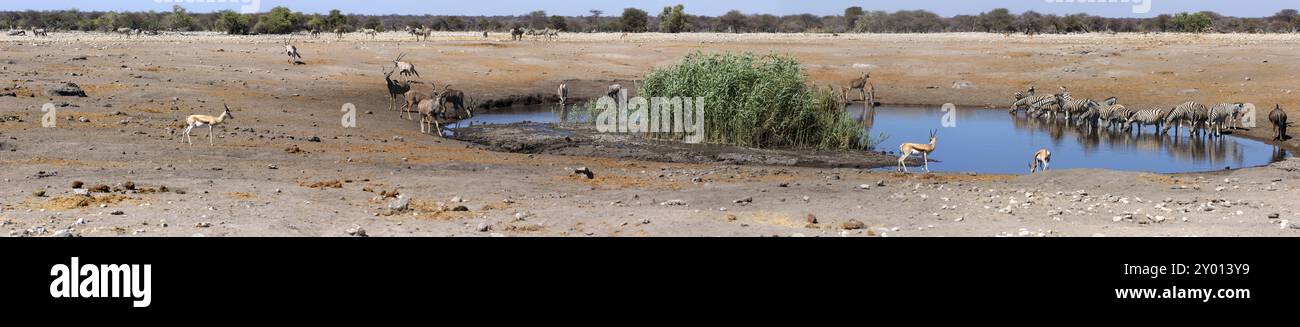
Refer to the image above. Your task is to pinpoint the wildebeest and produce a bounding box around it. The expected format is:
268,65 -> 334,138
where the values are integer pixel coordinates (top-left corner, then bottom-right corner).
1270,104 -> 1289,141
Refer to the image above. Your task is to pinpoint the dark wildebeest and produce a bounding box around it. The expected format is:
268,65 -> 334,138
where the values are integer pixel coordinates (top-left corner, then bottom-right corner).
1270,104 -> 1289,141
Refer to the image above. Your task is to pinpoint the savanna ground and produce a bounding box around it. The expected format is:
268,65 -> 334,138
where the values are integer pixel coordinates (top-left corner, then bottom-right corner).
1,31 -> 1299,237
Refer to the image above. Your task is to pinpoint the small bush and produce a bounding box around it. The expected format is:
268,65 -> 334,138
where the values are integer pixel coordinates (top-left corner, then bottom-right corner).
635,52 -> 873,150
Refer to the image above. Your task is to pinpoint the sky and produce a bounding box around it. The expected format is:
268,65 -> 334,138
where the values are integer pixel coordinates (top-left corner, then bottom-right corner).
5,0 -> 1298,18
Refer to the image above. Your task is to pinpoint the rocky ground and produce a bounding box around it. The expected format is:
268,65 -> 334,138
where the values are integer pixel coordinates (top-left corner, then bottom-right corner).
1,31 -> 1298,237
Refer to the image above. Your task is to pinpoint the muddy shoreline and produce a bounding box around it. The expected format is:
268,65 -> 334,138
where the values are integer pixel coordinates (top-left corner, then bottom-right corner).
452,122 -> 904,169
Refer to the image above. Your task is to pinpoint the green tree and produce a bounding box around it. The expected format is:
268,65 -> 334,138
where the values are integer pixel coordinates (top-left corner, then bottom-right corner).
844,6 -> 865,28
659,4 -> 688,33
1171,12 -> 1212,32
549,15 -> 567,30
214,10 -> 251,34
252,6 -> 297,34
364,17 -> 382,31
720,10 -> 746,33
164,5 -> 195,31
527,10 -> 548,29
324,9 -> 347,31
620,8 -> 649,32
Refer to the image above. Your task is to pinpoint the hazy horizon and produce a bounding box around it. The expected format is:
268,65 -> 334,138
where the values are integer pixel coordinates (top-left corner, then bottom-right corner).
2,0 -> 1297,18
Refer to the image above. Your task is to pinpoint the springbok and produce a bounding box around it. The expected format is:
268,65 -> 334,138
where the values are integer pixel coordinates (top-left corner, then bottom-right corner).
183,104 -> 234,146
897,129 -> 937,173
1029,149 -> 1051,173
557,83 -> 569,107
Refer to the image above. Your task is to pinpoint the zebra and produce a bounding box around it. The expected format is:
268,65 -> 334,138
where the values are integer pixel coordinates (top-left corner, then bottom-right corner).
1055,87 -> 1100,125
1100,98 -> 1137,130
1162,101 -> 1209,137
1124,107 -> 1167,133
1207,103 -> 1245,137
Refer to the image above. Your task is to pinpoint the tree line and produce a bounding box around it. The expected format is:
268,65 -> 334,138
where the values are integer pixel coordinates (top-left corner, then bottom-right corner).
3,5 -> 1299,35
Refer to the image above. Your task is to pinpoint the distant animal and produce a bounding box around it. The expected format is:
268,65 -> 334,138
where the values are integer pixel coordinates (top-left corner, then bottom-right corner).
557,83 -> 569,107
483,31 -> 489,38
434,85 -> 472,119
361,28 -> 378,39
33,28 -> 47,37
183,104 -> 234,146
284,39 -> 303,64
897,129 -> 937,173
1029,149 -> 1051,173
847,72 -> 871,102
1124,107 -> 1167,133
407,26 -> 430,41
510,27 -> 525,41
1162,101 -> 1209,137
1270,104 -> 1288,141
334,27 -> 345,39
310,29 -> 320,38
1206,103 -> 1245,137
607,84 -> 627,103
1055,87 -> 1101,124
392,53 -> 419,78
383,66 -> 412,112
114,28 -> 134,37
6,30 -> 25,36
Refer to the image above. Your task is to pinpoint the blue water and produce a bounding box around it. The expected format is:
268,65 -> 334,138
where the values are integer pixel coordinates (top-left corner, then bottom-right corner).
451,104 -> 1288,174
854,105 -> 1288,174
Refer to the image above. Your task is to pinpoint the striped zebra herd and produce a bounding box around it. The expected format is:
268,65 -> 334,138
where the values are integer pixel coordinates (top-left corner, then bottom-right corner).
1010,86 -> 1288,140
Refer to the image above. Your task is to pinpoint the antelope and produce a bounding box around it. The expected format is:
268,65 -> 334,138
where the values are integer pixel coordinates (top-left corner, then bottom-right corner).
1270,104 -> 1289,141
415,98 -> 442,136
607,84 -> 627,103
402,85 -> 434,120
847,72 -> 871,102
1029,149 -> 1051,173
33,28 -> 47,37
557,83 -> 569,107
407,26 -> 429,41
183,104 -> 234,146
897,129 -> 937,173
392,53 -> 419,78
284,38 -> 303,64
383,66 -> 412,112
434,85 -> 472,119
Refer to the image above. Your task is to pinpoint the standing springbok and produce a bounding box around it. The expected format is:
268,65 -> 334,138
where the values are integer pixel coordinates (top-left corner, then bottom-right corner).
557,83 -> 569,107
183,104 -> 234,146
284,38 -> 303,64
897,129 -> 937,173
392,53 -> 419,78
1029,149 -> 1051,173
384,66 -> 412,112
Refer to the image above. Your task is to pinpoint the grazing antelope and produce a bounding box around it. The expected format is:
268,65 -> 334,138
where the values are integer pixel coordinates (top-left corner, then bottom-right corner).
284,38 -> 303,64
392,53 -> 419,78
383,66 -> 412,112
183,104 -> 234,146
1029,149 -> 1051,173
897,129 -> 938,173
847,72 -> 871,102
557,83 -> 569,107
434,85 -> 472,119
1270,104 -> 1289,141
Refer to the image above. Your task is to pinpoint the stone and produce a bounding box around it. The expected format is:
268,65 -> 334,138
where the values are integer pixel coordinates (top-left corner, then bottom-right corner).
477,222 -> 491,232
841,219 -> 866,230
388,195 -> 410,211
345,226 -> 368,237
